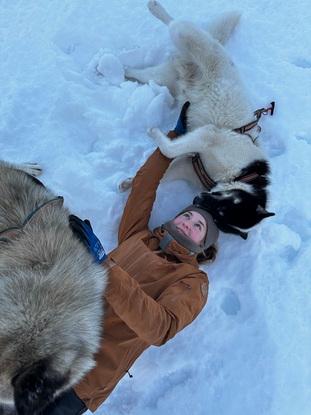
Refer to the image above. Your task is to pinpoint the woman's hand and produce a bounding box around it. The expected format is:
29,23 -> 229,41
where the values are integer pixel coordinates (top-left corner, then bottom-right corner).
69,215 -> 107,264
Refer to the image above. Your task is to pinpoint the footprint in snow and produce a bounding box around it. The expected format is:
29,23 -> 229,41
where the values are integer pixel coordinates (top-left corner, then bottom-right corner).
220,288 -> 241,316
292,58 -> 311,69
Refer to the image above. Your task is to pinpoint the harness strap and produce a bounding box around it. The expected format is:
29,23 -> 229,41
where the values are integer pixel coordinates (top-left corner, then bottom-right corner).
0,196 -> 64,243
192,153 -> 260,191
192,154 -> 216,190
191,102 -> 275,190
234,101 -> 275,137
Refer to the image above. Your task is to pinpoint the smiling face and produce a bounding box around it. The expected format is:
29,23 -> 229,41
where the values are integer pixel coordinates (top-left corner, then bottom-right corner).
173,210 -> 207,245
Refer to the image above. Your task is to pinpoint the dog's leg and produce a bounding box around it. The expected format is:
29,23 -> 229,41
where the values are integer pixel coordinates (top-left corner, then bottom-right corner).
125,61 -> 177,94
12,162 -> 42,177
168,20 -> 231,75
148,125 -> 216,159
124,2 -> 176,91
148,0 -> 240,45
204,12 -> 241,45
147,1 -> 173,25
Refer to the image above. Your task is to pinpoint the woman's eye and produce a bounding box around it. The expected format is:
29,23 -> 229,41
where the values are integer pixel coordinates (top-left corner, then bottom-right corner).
183,213 -> 190,219
195,223 -> 202,230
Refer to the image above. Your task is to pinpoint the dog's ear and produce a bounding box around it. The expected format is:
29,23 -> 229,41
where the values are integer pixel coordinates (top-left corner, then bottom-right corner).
239,231 -> 248,240
12,359 -> 67,415
256,205 -> 275,219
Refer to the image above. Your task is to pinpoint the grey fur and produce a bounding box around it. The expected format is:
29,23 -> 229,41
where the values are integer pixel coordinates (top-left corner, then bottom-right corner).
0,161 -> 107,413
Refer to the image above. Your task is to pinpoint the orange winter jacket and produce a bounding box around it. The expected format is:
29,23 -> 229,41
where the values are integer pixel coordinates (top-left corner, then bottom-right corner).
74,148 -> 209,412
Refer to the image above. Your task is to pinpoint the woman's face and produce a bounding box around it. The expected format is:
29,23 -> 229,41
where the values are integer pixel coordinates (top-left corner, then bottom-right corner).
173,211 -> 207,245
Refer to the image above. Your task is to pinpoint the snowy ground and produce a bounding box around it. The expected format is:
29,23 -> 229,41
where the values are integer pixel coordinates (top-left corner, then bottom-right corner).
1,1 -> 311,414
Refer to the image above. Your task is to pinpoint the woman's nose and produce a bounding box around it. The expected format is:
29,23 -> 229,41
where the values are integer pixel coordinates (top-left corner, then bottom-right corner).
182,221 -> 190,231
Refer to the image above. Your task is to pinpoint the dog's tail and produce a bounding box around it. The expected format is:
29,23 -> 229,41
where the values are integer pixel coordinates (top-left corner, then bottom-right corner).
206,11 -> 241,45
13,359 -> 67,415
148,0 -> 173,25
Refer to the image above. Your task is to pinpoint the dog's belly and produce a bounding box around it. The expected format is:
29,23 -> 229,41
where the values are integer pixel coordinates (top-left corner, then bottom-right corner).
174,57 -> 254,130
200,136 -> 265,182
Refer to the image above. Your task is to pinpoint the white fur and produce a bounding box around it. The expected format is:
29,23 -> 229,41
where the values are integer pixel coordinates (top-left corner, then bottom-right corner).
124,1 -> 267,189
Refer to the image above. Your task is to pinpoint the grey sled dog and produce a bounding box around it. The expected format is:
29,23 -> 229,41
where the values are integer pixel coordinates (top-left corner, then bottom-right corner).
0,162 -> 107,414
124,1 -> 275,238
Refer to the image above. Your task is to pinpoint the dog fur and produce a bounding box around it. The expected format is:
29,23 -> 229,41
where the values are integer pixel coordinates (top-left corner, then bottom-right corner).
124,1 -> 274,236
0,162 -> 107,414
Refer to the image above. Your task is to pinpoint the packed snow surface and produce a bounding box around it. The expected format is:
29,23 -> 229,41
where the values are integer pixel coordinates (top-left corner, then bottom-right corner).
1,1 -> 310,414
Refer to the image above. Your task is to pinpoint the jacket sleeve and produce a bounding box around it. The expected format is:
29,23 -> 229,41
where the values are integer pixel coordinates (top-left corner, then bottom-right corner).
105,264 -> 208,346
118,146 -> 173,244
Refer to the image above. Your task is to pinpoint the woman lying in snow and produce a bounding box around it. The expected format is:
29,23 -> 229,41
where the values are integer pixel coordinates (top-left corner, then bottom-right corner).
42,103 -> 219,415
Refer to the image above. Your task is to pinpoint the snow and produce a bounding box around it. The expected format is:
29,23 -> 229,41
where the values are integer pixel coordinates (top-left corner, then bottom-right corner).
1,0 -> 311,414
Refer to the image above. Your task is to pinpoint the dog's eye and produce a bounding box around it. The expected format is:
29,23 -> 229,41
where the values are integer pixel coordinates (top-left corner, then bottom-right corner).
211,192 -> 222,199
217,208 -> 225,216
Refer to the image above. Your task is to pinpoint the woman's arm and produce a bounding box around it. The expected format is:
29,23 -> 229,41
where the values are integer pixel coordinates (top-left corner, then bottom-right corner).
105,263 -> 208,346
118,102 -> 189,244
118,142 -> 174,244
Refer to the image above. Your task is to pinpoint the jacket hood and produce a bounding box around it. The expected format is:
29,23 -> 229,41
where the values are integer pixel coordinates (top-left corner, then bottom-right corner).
152,226 -> 199,266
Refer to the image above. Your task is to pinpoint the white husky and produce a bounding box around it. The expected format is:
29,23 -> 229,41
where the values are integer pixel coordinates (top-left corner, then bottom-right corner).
124,1 -> 275,238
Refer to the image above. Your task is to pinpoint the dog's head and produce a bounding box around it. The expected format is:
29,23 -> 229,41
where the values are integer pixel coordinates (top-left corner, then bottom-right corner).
193,184 -> 275,239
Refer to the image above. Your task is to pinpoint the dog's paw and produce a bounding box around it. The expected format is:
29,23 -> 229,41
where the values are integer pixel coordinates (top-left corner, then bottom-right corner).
148,1 -> 172,25
148,0 -> 160,12
20,163 -> 43,177
147,127 -> 163,141
148,128 -> 174,157
124,67 -> 140,83
118,177 -> 133,192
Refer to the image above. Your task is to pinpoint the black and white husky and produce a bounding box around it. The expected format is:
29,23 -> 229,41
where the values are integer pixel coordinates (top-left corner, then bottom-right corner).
0,162 -> 107,414
124,1 -> 275,238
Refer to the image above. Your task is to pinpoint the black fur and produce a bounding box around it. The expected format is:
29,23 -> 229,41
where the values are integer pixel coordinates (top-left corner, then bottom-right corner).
194,160 -> 275,237
12,360 -> 68,415
0,405 -> 17,415
235,160 -> 271,206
